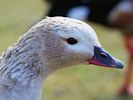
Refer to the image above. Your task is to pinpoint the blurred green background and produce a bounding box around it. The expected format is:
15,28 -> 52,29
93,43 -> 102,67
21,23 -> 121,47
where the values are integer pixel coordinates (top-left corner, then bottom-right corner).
0,0 -> 130,100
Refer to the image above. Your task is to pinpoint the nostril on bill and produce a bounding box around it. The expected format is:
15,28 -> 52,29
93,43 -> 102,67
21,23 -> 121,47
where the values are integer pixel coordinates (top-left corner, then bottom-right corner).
100,52 -> 107,58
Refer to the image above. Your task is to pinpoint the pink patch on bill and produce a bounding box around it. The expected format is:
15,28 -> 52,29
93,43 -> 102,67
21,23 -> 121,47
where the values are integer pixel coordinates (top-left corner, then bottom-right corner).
88,56 -> 110,67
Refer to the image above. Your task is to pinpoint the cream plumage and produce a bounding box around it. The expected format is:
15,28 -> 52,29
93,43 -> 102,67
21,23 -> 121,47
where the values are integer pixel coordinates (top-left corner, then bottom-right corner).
0,17 -> 123,100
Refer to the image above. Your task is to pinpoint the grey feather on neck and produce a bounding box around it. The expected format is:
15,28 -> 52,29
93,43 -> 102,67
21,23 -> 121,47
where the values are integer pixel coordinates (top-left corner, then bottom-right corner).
0,31 -> 46,86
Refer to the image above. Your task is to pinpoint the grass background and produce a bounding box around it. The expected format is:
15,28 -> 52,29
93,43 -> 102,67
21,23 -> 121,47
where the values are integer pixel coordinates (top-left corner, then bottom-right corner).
0,0 -> 131,100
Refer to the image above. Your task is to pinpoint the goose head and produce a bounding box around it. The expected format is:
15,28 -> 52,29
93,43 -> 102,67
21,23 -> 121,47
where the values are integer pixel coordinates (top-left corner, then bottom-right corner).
0,17 -> 124,100
31,17 -> 123,70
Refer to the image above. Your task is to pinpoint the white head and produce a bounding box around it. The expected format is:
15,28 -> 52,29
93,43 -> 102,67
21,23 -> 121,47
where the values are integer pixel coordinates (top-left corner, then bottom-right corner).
29,17 -> 123,71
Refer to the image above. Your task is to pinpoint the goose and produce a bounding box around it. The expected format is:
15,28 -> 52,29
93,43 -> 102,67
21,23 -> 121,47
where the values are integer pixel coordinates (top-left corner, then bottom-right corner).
0,17 -> 123,100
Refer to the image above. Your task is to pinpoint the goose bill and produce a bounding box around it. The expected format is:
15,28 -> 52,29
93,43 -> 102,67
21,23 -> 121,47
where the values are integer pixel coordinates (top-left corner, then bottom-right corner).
88,46 -> 123,69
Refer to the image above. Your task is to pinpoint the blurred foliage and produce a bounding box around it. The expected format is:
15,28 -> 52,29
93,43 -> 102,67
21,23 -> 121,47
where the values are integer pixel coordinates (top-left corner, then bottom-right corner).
0,0 -> 130,100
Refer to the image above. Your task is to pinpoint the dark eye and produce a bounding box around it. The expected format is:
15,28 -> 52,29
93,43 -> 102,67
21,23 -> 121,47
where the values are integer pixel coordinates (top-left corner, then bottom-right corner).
100,52 -> 107,59
66,38 -> 78,45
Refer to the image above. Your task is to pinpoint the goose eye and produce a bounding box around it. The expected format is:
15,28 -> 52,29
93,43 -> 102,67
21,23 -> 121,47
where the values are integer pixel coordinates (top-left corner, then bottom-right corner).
66,38 -> 78,45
